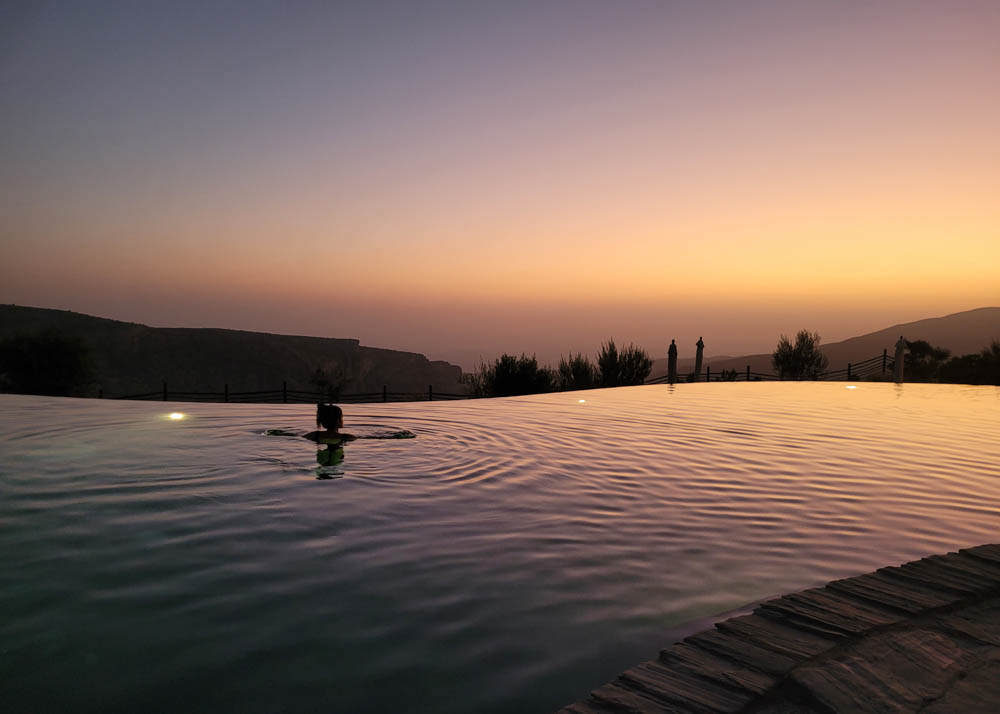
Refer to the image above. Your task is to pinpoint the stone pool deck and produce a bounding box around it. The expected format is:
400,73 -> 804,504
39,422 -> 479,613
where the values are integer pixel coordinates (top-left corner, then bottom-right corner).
559,544 -> 1000,713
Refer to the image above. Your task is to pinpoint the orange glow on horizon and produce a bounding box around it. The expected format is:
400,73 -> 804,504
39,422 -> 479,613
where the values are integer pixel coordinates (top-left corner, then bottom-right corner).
2,2 -> 998,362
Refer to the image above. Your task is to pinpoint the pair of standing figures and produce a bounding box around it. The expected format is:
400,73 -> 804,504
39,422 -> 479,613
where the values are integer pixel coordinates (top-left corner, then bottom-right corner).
665,337 -> 704,383
665,335 -> 907,383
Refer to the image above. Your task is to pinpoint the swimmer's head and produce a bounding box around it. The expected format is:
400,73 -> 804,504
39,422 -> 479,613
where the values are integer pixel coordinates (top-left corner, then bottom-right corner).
316,403 -> 343,430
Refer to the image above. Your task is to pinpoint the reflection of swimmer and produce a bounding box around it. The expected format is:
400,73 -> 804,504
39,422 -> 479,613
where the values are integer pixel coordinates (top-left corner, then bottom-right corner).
304,404 -> 356,470
264,404 -> 414,479
316,444 -> 343,468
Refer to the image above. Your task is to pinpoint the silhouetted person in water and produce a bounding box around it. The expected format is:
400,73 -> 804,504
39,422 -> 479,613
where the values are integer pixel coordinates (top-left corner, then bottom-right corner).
304,403 -> 356,472
694,337 -> 705,382
668,339 -> 678,384
305,403 -> 356,443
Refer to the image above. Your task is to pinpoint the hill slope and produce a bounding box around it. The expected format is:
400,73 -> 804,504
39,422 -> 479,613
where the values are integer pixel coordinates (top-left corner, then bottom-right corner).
0,305 -> 464,397
651,307 -> 1000,377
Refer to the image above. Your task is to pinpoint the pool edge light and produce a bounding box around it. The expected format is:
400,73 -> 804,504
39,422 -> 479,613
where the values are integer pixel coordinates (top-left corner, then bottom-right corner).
168,412 -> 186,420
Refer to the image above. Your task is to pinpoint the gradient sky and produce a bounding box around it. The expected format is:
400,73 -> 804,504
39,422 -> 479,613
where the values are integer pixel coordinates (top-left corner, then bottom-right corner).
2,0 -> 998,368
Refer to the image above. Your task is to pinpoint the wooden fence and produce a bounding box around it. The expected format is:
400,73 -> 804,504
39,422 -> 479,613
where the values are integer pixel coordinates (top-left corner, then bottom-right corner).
111,382 -> 469,403
106,351 -> 893,403
644,350 -> 893,385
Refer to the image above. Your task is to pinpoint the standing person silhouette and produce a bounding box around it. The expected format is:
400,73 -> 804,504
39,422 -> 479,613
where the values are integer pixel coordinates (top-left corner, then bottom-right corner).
694,337 -> 705,382
894,336 -> 906,383
667,339 -> 678,384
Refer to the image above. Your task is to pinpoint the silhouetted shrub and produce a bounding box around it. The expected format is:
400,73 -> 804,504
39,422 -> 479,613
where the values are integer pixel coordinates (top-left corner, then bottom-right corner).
466,353 -> 557,397
0,329 -> 93,396
938,340 -> 1000,385
597,340 -> 619,387
904,340 -> 950,382
597,339 -> 653,387
719,369 -> 739,381
558,353 -> 598,391
772,330 -> 829,380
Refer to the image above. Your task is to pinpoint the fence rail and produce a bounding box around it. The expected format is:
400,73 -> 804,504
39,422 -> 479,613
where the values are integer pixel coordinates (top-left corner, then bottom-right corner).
112,380 -> 475,404
107,351 -> 895,404
643,351 -> 893,385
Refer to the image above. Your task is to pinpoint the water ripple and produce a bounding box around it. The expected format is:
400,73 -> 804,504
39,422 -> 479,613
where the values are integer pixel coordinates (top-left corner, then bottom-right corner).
1,384 -> 999,713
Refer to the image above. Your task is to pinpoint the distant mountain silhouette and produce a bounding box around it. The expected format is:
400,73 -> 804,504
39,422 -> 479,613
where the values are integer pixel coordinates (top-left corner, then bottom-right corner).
650,307 -> 1000,378
0,305 -> 464,397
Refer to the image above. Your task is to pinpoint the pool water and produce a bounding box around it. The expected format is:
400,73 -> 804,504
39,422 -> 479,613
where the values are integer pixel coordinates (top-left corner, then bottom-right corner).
2,383 -> 998,712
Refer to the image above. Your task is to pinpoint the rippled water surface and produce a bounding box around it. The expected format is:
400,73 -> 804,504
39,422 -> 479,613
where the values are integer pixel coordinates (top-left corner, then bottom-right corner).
2,384 -> 999,712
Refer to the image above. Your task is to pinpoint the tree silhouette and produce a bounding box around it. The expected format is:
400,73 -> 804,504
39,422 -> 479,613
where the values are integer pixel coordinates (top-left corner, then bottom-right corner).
466,354 -> 556,397
597,340 -> 620,387
597,339 -> 653,387
938,340 -> 1000,385
903,340 -> 950,382
619,343 -> 654,385
772,330 -> 829,380
558,353 -> 598,390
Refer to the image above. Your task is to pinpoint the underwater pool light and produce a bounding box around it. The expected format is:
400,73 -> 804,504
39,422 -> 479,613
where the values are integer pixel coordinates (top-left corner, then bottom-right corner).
845,386 -> 858,390
578,399 -> 586,403
169,412 -> 186,420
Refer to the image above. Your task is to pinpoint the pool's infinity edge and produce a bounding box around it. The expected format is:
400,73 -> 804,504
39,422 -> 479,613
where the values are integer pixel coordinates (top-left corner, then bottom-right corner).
558,544 -> 1000,713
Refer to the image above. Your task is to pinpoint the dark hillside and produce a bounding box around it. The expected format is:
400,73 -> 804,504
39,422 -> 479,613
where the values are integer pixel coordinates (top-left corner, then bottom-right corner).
0,305 -> 464,397
650,307 -> 1000,377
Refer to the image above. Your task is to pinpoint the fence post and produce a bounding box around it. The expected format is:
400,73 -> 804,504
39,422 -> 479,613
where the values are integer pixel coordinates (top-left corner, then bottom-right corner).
428,384 -> 433,401
282,381 -> 287,403
847,363 -> 852,380
224,384 -> 229,403
746,365 -> 750,381
706,366 -> 711,382
162,380 -> 167,401
882,349 -> 887,375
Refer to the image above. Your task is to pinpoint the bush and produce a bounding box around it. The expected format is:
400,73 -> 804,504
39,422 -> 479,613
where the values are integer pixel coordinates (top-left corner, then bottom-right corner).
772,330 -> 829,380
0,329 -> 93,396
938,340 -> 1000,385
466,353 -> 557,397
904,340 -> 950,382
558,353 -> 598,391
597,339 -> 653,387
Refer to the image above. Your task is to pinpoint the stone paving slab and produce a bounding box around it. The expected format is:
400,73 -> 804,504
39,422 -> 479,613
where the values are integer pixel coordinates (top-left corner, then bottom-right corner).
558,545 -> 1000,713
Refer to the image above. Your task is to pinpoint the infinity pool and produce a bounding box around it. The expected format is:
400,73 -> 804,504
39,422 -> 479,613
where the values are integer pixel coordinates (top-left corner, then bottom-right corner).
2,383 -> 998,712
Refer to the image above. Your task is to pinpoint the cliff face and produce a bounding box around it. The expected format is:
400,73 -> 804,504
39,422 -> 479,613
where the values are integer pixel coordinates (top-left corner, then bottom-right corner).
0,305 -> 464,397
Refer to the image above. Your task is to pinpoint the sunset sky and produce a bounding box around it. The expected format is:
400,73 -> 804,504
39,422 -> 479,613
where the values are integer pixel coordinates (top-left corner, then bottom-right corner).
2,1 -> 998,368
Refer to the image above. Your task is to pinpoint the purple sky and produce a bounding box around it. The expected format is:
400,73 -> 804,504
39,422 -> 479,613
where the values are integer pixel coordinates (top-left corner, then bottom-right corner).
2,1 -> 998,368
